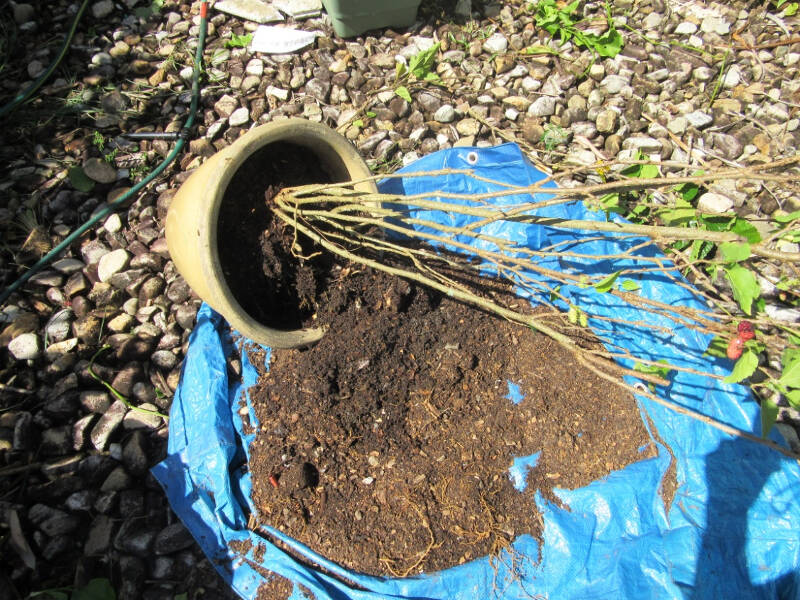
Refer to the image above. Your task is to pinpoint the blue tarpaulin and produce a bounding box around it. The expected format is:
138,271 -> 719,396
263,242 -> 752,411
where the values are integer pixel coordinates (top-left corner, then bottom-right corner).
152,144 -> 800,599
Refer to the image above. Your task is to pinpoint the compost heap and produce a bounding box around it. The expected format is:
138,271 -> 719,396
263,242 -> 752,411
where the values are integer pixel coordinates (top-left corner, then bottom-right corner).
238,230 -> 660,578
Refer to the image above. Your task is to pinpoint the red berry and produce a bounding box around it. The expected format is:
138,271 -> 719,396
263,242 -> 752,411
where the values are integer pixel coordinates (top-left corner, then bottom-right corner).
737,321 -> 755,341
727,337 -> 745,360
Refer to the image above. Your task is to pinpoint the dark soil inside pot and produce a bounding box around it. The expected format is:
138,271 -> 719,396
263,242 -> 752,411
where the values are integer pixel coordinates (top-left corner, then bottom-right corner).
217,142 -> 335,331
240,219 -> 665,577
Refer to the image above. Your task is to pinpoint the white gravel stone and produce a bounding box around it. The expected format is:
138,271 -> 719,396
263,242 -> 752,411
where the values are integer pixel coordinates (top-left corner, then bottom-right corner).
45,309 -> 72,343
697,192 -> 734,214
97,249 -> 131,283
600,74 -> 627,94
433,104 -> 455,123
765,305 -> 800,323
266,86 -> 289,101
228,107 -> 250,127
45,338 -> 78,360
784,53 -> 800,67
521,76 -> 541,92
622,136 -> 662,152
527,96 -> 556,117
674,22 -> 698,35
685,110 -> 713,129
693,66 -> 715,81
179,66 -> 194,80
642,12 -> 662,29
667,117 -> 688,135
9,333 -> 40,360
482,33 -> 508,54
722,65 -> 741,89
245,59 -> 264,76
701,15 -> 730,35
104,213 -> 122,233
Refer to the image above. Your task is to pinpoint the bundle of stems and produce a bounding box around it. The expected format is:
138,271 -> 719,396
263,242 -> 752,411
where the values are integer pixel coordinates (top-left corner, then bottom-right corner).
270,155 -> 800,459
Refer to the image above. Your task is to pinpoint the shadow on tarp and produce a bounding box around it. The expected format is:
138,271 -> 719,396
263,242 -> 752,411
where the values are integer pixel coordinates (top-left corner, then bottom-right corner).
153,144 -> 800,600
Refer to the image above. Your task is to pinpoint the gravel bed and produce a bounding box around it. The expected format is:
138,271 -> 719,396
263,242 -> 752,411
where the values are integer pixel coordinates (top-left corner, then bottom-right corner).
1,0 -> 799,597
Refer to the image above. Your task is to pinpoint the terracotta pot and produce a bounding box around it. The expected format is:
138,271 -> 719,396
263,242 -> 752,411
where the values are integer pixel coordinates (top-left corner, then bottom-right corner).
166,119 -> 376,348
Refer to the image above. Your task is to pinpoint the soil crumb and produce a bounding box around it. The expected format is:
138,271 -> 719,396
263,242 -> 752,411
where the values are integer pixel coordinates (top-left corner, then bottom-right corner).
247,262 -> 657,576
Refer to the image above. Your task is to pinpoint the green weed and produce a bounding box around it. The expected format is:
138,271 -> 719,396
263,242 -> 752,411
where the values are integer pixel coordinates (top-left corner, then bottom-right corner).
225,33 -> 253,49
532,0 -> 623,58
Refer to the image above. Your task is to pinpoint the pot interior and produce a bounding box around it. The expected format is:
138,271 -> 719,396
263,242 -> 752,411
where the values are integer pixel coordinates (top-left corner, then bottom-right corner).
216,141 -> 340,331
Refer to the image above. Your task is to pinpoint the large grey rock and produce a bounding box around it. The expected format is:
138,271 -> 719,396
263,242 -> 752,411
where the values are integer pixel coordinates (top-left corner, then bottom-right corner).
85,515 -> 115,555
123,403 -> 163,430
114,519 -> 158,557
154,523 -> 196,555
122,431 -> 148,476
215,0 -> 283,22
83,158 -> 117,184
90,400 -> 128,451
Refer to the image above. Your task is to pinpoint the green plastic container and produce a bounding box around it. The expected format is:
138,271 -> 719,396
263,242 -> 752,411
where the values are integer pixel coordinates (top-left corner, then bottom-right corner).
322,0 -> 422,37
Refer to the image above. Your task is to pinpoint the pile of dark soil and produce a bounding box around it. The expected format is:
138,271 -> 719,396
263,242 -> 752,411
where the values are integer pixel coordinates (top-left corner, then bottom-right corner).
216,151 -> 664,578
241,239 -> 659,577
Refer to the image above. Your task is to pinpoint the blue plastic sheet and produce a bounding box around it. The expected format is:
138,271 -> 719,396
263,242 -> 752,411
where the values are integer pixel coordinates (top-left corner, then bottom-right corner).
153,144 -> 800,599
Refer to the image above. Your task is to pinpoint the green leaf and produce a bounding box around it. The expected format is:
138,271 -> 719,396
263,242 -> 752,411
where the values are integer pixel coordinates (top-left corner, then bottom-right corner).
353,119 -> 363,128
703,336 -> 729,358
633,360 -> 671,380
719,242 -> 751,263
395,86 -> 412,103
773,209 -> 800,224
787,389 -> 800,410
225,33 -> 252,48
578,309 -> 588,328
408,42 -> 440,79
68,166 -> 95,192
658,198 -> 695,226
675,182 -> 700,202
593,271 -> 620,293
779,358 -> 800,388
725,264 -> 759,315
366,111 -> 376,118
761,396 -> 779,438
729,217 -> 762,243
785,2 -> 798,16
621,279 -> 640,292
423,71 -> 441,82
782,346 -> 800,368
72,579 -> 116,600
173,595 -> 188,600
549,284 -> 562,303
723,348 -> 759,384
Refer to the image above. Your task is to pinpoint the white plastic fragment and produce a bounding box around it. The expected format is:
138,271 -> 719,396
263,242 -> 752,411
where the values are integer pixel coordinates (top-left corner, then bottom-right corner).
250,25 -> 320,54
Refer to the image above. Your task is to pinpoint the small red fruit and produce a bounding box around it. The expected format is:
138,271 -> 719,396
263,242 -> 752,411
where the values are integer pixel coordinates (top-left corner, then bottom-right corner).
737,321 -> 755,341
727,337 -> 745,360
